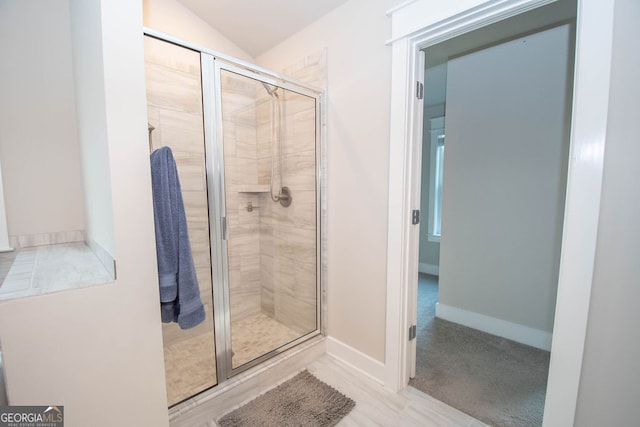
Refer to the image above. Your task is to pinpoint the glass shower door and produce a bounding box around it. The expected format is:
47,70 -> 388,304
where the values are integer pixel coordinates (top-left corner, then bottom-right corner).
216,66 -> 319,371
144,36 -> 217,406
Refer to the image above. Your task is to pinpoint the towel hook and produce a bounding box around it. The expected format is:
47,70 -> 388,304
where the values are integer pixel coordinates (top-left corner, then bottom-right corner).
148,123 -> 155,152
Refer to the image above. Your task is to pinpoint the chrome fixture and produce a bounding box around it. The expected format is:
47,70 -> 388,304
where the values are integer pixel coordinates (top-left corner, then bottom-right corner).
263,83 -> 292,208
246,201 -> 262,212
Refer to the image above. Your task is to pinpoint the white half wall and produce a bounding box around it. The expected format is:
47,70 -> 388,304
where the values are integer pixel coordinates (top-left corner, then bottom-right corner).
0,1 -> 169,425
69,0 -> 116,258
438,24 -> 572,335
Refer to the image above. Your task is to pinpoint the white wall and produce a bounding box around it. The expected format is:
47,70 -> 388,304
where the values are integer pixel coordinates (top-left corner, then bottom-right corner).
2,1 -> 633,424
142,0 -> 402,367
142,0 -> 252,61
258,0 -> 403,362
574,0 -> 640,423
438,25 -> 572,334
0,0 -> 86,237
69,0 -> 115,256
142,0 -> 401,367
0,1 -> 169,425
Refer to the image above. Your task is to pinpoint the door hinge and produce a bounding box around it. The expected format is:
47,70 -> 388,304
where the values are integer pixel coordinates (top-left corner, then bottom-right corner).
412,209 -> 420,225
409,324 -> 417,341
416,81 -> 424,100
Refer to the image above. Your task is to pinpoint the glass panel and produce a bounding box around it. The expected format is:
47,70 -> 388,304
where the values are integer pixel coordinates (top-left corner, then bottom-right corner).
144,36 -> 217,406
219,69 -> 317,370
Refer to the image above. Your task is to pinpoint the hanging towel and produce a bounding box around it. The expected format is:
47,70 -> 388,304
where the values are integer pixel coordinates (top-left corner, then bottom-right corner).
150,146 -> 205,329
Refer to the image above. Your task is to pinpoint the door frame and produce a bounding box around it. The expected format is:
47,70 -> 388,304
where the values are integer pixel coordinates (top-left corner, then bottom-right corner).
144,28 -> 325,386
385,0 -> 615,425
203,58 -> 324,381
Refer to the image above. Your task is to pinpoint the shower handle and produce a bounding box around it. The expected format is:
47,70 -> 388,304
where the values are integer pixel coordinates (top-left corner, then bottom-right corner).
276,187 -> 292,208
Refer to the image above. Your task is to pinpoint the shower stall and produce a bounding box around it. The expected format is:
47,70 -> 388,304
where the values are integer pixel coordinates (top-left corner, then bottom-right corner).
144,33 -> 322,406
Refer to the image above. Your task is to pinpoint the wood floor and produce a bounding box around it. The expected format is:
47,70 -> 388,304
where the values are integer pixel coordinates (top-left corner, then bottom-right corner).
198,353 -> 487,426
305,355 -> 487,427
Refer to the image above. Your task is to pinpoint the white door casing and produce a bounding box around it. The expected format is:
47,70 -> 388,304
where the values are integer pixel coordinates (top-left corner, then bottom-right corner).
385,0 -> 613,426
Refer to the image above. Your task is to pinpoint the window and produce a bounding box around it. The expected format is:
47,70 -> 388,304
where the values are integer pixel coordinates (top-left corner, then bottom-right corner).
428,117 -> 445,242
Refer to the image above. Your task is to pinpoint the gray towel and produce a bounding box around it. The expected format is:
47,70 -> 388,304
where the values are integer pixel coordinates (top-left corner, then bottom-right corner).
150,146 -> 205,329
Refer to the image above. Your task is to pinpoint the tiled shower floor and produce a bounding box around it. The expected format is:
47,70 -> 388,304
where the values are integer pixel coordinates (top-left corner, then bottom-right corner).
0,242 -> 112,300
163,312 -> 301,406
231,312 -> 301,367
164,329 -> 217,406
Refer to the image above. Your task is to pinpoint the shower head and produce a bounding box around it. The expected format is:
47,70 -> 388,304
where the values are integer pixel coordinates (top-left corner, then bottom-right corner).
261,82 -> 279,98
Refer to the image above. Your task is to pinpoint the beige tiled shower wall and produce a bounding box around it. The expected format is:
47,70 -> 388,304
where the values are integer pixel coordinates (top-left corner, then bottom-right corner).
280,49 -> 328,91
222,67 -> 319,335
145,37 -> 214,347
257,90 -> 318,336
280,50 -> 327,335
256,97 -> 275,317
220,72 -> 264,323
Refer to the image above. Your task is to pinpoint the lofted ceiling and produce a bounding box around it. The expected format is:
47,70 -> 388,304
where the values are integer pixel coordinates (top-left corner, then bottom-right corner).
177,0 -> 351,58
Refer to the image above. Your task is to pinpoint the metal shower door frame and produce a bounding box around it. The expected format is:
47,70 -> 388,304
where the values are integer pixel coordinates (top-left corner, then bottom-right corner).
202,55 -> 323,382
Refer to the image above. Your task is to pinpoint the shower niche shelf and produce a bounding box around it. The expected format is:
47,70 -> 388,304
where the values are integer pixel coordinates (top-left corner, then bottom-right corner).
236,185 -> 270,193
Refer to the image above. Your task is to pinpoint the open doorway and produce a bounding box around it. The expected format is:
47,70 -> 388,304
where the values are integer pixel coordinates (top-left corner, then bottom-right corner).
410,1 -> 577,425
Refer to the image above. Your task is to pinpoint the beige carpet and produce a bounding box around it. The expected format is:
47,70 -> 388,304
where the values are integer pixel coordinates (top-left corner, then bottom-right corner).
410,274 -> 550,427
218,370 -> 355,427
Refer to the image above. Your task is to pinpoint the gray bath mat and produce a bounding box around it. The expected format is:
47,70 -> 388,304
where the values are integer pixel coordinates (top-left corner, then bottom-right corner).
218,370 -> 355,427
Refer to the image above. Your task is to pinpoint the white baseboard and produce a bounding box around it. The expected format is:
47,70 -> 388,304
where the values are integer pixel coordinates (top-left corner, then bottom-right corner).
418,262 -> 439,276
326,336 -> 385,384
435,302 -> 552,351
